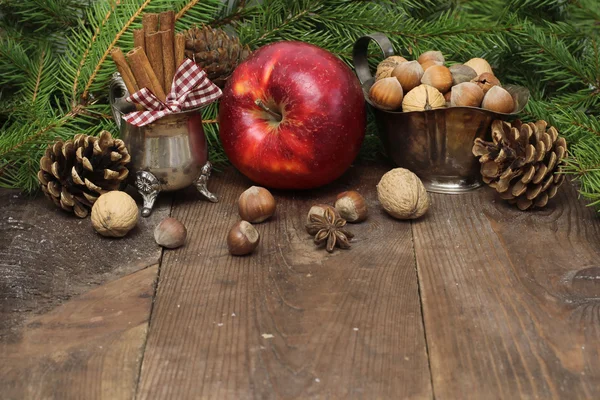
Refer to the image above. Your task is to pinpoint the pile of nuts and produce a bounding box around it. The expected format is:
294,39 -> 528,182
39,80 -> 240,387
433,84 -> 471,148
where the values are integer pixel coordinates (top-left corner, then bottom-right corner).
370,51 -> 515,114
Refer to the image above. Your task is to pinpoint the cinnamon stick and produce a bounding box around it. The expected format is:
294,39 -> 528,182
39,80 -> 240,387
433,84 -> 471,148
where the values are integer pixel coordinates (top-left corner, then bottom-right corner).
160,30 -> 175,93
133,29 -> 145,53
126,47 -> 166,102
145,31 -> 165,92
175,33 -> 186,68
110,48 -> 138,95
142,13 -> 159,35
159,10 -> 176,75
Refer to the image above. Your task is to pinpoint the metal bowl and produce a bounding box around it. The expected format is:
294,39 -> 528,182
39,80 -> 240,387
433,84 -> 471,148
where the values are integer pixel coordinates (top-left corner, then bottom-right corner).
353,33 -> 530,193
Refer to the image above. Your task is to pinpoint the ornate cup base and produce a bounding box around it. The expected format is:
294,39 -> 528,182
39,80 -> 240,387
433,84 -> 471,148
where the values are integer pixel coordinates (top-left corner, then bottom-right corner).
134,161 -> 218,217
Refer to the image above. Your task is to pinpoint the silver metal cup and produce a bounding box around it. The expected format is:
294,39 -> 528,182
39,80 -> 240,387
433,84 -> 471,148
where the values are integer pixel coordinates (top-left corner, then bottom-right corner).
352,34 -> 530,193
109,73 -> 217,216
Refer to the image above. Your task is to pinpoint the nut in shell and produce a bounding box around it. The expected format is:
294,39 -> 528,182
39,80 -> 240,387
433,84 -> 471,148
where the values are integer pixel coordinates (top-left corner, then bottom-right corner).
391,61 -> 424,93
402,84 -> 446,112
375,56 -> 408,80
449,64 -> 478,85
91,191 -> 139,237
369,77 -> 403,111
482,86 -> 515,114
335,191 -> 368,223
227,220 -> 260,256
154,217 -> 187,249
451,82 -> 484,107
472,72 -> 500,94
463,58 -> 493,76
377,168 -> 430,220
238,186 -> 276,223
421,65 -> 453,94
417,50 -> 445,66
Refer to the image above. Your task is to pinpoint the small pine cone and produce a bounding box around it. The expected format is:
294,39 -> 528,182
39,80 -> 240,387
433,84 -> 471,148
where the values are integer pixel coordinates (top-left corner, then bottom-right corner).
38,131 -> 131,218
184,25 -> 251,88
472,119 -> 567,211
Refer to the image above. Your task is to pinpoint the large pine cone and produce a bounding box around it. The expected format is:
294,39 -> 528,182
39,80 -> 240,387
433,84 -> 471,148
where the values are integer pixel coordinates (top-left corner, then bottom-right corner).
38,131 -> 130,218
472,119 -> 567,210
184,25 -> 250,88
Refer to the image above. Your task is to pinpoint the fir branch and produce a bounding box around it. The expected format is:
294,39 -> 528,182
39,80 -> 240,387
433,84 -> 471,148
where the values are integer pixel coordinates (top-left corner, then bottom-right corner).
80,0 -> 152,101
31,49 -> 45,102
72,0 -> 121,102
176,0 -> 201,20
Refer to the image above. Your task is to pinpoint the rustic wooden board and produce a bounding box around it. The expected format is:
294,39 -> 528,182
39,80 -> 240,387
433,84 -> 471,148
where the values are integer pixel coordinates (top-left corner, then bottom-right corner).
0,264 -> 158,400
137,166 -> 432,400
0,188 -> 170,342
413,183 -> 600,399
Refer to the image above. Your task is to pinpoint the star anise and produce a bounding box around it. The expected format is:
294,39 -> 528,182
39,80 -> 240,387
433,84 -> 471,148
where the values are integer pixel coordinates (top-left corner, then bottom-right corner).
306,207 -> 354,253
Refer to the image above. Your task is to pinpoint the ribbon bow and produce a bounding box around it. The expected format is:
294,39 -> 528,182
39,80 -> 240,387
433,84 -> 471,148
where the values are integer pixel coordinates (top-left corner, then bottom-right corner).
123,59 -> 222,127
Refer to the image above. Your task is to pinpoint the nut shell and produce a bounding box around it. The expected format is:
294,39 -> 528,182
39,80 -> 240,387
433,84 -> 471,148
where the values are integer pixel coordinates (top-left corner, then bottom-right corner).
238,186 -> 276,223
154,217 -> 187,249
449,64 -> 478,85
417,50 -> 445,65
227,220 -> 260,256
306,204 -> 339,225
377,168 -> 430,220
481,86 -> 515,114
335,191 -> 368,223
463,58 -> 493,76
375,56 -> 408,80
91,191 -> 138,237
421,65 -> 453,94
450,82 -> 484,107
391,61 -> 424,93
402,84 -> 446,112
471,72 -> 500,94
419,59 -> 443,71
369,77 -> 403,111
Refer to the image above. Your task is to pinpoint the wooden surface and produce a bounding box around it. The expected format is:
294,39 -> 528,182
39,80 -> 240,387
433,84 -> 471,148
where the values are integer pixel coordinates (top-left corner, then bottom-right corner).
1,166 -> 599,399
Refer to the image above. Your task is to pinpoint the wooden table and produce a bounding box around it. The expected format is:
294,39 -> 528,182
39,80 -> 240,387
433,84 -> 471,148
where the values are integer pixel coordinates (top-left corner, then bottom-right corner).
1,165 -> 599,399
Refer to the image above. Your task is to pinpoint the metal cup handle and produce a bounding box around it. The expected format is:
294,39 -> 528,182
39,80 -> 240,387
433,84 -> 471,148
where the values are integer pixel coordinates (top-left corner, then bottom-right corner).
352,33 -> 395,86
108,72 -> 132,130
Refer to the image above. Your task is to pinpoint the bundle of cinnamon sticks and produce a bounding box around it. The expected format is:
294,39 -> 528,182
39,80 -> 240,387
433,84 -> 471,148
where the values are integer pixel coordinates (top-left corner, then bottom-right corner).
111,11 -> 187,104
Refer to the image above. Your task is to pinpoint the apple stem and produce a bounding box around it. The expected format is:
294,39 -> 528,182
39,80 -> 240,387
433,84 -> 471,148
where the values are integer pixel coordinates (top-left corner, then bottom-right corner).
255,99 -> 282,122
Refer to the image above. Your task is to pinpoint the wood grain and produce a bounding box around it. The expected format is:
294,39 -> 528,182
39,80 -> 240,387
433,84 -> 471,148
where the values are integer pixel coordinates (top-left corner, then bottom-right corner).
0,265 -> 158,399
413,183 -> 600,399
136,166 -> 432,399
0,188 -> 170,341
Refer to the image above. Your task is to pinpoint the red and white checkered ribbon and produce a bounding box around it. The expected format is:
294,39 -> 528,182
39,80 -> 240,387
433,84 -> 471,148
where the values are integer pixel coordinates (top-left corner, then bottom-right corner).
123,59 -> 222,127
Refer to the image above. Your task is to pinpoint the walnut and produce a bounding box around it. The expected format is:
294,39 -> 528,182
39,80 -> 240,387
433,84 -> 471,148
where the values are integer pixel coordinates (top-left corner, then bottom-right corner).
91,191 -> 139,237
377,168 -> 430,219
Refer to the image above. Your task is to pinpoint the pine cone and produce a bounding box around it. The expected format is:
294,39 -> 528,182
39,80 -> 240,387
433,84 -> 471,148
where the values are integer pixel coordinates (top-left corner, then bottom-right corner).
184,25 -> 251,88
38,131 -> 131,218
472,119 -> 567,210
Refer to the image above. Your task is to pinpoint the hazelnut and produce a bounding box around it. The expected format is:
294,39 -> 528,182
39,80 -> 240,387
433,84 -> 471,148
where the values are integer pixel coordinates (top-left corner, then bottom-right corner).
227,221 -> 260,256
444,89 -> 452,104
481,86 -> 515,114
471,72 -> 500,94
421,65 -> 453,94
306,204 -> 339,225
335,191 -> 368,223
377,168 -> 430,220
238,186 -> 276,223
463,57 -> 493,76
450,82 -> 484,107
375,56 -> 408,80
154,217 -> 187,249
449,64 -> 478,85
417,50 -> 445,66
369,77 -> 403,111
402,84 -> 446,112
391,61 -> 424,93
419,59 -> 443,71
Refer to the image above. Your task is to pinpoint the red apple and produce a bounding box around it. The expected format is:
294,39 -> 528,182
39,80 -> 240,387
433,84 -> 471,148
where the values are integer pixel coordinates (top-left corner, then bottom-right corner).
218,41 -> 366,189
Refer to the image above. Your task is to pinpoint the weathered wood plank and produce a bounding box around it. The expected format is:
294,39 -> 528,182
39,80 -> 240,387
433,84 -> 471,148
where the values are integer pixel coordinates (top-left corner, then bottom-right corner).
0,264 -> 158,400
0,188 -> 170,342
413,183 -> 600,399
137,166 -> 432,399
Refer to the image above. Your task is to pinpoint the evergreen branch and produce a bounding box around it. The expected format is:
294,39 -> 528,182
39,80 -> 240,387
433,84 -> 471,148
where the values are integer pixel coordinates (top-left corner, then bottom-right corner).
176,0 -> 201,20
72,0 -> 121,102
81,0 -> 152,101
31,49 -> 45,102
